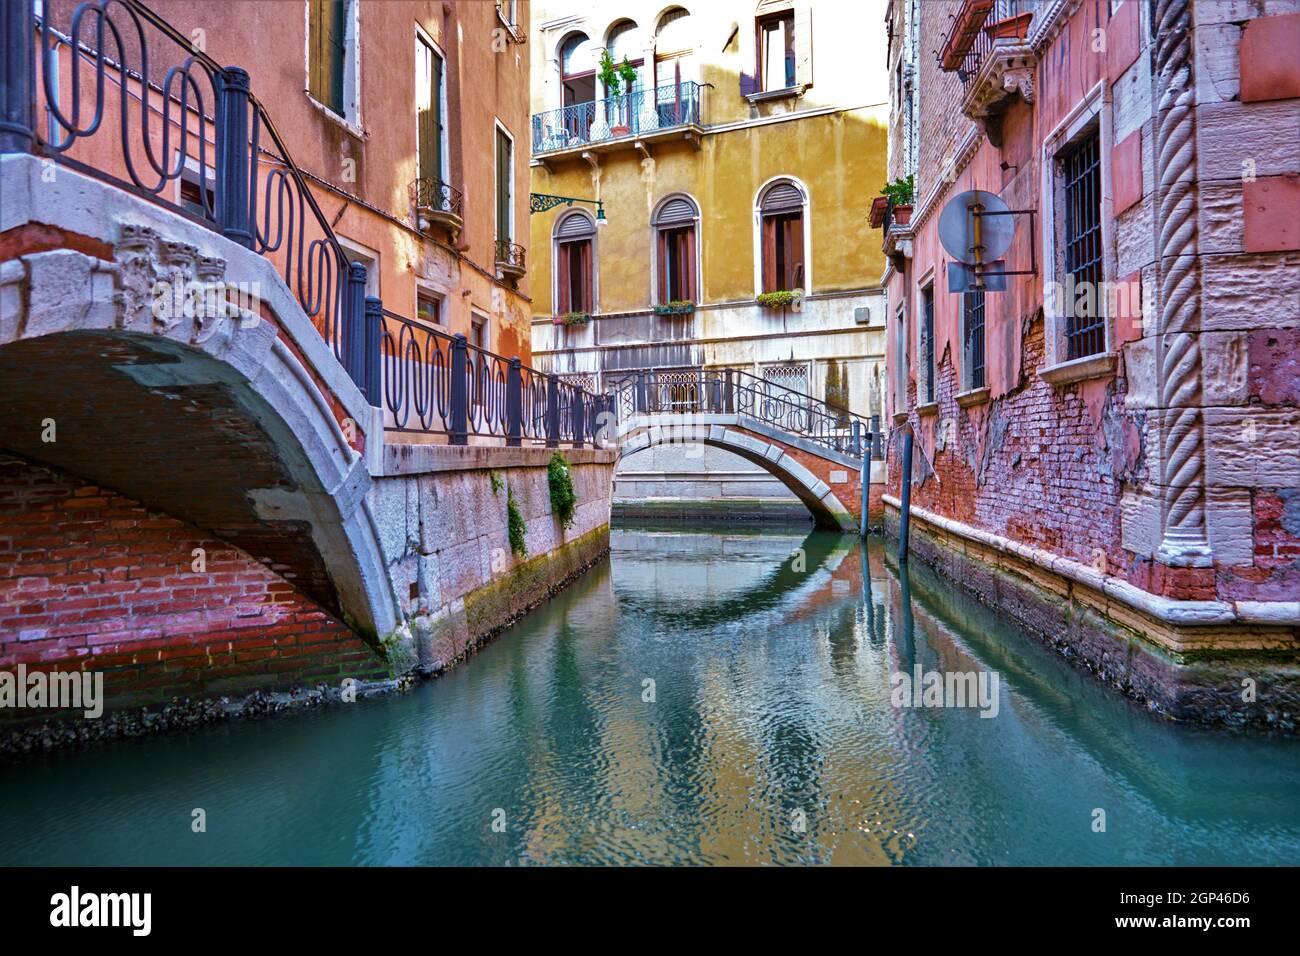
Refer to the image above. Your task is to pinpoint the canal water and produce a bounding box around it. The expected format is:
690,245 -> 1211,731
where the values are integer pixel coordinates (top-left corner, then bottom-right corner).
3,523 -> 1299,866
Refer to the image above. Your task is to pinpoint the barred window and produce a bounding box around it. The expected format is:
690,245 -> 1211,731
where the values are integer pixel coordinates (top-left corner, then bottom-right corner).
1062,128 -> 1104,359
920,284 -> 935,404
964,289 -> 985,390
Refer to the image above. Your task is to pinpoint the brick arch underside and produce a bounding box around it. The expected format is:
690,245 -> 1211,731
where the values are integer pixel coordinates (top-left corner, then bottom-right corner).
0,332 -> 389,709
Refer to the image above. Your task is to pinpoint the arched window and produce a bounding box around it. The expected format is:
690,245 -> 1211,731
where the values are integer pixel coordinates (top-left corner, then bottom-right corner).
653,195 -> 698,304
654,7 -> 694,126
758,179 -> 806,293
606,20 -> 642,71
554,211 -> 596,314
560,32 -> 596,105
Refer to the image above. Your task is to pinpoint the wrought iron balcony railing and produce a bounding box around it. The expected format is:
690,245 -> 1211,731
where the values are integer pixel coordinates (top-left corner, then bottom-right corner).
939,0 -> 1039,93
409,177 -> 464,231
532,80 -> 702,154
494,239 -> 526,274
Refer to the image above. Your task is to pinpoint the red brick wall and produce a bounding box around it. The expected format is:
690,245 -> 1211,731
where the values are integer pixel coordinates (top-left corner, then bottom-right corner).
0,454 -> 386,713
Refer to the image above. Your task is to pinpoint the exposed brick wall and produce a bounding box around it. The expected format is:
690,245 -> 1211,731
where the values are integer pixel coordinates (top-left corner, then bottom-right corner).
0,453 -> 386,715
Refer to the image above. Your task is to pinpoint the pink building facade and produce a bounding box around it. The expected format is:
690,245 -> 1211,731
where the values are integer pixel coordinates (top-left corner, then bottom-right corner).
878,0 -> 1299,726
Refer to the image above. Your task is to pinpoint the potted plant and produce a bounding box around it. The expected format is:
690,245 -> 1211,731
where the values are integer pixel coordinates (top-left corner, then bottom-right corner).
756,290 -> 799,311
984,9 -> 1034,41
600,50 -> 635,137
554,311 -> 592,326
881,174 -> 914,227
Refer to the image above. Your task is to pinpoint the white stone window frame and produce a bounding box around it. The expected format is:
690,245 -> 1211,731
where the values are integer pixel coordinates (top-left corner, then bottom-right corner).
1039,80 -> 1119,383
303,0 -> 364,137
552,209 -> 599,316
414,278 -> 446,327
752,174 -> 813,297
915,266 -> 936,410
414,25 -> 451,192
494,118 -> 517,244
649,192 -> 702,307
337,235 -> 380,300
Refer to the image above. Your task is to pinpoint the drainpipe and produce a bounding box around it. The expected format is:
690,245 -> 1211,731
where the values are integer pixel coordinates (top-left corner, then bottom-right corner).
898,424 -> 913,563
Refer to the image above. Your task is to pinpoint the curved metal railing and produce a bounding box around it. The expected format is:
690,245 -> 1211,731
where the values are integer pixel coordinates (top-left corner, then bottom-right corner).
610,367 -> 879,459
18,0 -> 361,375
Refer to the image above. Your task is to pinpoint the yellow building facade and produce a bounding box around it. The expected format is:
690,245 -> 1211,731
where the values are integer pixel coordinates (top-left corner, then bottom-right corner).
527,0 -> 891,510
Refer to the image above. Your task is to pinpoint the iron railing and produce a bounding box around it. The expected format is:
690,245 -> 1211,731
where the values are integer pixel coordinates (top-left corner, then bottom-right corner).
946,0 -> 1040,92
610,367 -> 882,460
380,310 -> 611,447
3,0 -> 374,399
409,177 -> 464,222
531,79 -> 702,154
494,238 -> 526,271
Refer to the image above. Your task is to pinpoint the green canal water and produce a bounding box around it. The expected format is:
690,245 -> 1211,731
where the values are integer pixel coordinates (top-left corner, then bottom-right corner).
3,524 -> 1299,866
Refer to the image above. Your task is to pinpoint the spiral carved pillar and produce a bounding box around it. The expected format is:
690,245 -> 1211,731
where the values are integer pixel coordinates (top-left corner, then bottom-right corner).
1152,0 -> 1213,567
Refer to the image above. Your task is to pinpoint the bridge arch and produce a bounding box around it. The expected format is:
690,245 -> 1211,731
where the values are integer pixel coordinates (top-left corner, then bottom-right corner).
616,417 -> 858,531
0,173 -> 399,644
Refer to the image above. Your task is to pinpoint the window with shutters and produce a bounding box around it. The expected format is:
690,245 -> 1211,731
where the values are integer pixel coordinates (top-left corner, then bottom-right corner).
758,179 -> 806,294
307,0 -> 358,124
495,124 -> 514,243
653,195 -> 699,304
757,11 -> 795,91
554,212 -> 596,315
416,33 -> 445,189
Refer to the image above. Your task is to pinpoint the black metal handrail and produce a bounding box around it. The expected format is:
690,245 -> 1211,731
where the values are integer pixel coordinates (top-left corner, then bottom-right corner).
4,0 -> 368,398
380,309 -> 610,448
609,367 -> 882,460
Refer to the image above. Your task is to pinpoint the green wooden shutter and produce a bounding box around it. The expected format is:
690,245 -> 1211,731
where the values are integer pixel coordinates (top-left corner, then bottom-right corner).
418,42 -> 442,184
496,129 -> 512,242
309,0 -> 347,115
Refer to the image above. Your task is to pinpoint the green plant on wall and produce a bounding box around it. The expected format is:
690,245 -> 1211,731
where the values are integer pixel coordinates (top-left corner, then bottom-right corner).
548,453 -> 577,529
507,489 -> 527,557
489,471 -> 503,494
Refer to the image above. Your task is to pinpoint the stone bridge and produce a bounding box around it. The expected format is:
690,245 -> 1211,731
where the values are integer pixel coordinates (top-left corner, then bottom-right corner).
607,370 -> 885,532
0,153 -> 614,721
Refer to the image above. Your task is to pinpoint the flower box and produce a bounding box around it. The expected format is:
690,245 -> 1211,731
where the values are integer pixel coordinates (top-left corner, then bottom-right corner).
891,203 -> 913,227
869,196 -> 890,229
554,311 -> 592,326
984,11 -> 1033,42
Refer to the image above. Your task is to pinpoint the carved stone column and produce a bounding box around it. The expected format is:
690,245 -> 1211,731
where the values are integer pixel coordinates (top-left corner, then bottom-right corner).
1153,0 -> 1212,567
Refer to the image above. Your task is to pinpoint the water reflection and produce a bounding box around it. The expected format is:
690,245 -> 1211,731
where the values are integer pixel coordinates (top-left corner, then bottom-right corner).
1,524 -> 1298,866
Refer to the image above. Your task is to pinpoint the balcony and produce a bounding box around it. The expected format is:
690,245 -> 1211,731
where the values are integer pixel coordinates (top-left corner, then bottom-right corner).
410,178 -> 464,237
531,81 -> 704,164
495,239 -> 526,281
939,0 -> 1040,144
